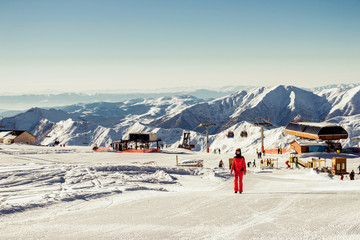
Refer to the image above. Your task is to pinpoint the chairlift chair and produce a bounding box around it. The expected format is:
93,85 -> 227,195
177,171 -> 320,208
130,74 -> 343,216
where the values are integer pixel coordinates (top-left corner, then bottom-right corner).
240,130 -> 248,138
227,131 -> 234,138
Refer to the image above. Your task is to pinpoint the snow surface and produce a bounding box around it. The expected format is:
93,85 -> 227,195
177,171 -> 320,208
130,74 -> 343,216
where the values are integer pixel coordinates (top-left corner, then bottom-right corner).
1,144 -> 360,239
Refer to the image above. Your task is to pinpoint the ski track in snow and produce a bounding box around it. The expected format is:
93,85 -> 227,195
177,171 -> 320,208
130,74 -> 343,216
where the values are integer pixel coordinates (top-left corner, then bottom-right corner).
0,157 -> 211,215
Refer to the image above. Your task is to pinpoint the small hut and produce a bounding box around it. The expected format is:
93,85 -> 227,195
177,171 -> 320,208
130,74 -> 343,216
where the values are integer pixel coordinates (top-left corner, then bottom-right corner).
331,158 -> 347,175
112,132 -> 161,152
289,139 -> 326,154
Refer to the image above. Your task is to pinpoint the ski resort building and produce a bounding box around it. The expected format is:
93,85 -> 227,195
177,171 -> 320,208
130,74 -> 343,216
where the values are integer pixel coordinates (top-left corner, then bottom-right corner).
285,121 -> 348,153
111,132 -> 161,152
284,121 -> 348,140
0,130 -> 36,145
289,139 -> 327,154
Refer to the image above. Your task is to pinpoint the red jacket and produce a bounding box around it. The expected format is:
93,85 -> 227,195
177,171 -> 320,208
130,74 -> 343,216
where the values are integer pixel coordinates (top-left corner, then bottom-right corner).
231,156 -> 246,173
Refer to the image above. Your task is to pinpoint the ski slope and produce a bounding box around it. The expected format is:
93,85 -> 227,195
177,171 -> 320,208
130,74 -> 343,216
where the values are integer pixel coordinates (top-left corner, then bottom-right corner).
1,144 -> 360,239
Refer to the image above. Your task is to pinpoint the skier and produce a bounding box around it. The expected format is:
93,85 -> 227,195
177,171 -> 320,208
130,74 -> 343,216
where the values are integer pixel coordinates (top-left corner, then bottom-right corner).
358,164 -> 360,174
230,148 -> 246,194
350,170 -> 355,180
219,160 -> 224,168
253,159 -> 256,167
340,174 -> 344,181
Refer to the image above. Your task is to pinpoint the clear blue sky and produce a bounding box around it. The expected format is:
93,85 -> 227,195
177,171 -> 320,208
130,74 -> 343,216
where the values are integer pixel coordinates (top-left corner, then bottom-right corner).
0,0 -> 359,93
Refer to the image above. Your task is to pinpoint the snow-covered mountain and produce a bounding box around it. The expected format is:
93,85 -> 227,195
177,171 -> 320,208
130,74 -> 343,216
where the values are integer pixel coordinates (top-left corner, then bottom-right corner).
312,83 -> 360,92
151,85 -> 331,134
1,96 -> 205,148
315,85 -> 360,119
1,84 -> 360,152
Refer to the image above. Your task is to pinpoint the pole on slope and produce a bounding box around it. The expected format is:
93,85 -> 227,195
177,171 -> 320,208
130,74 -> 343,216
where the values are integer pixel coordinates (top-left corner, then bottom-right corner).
253,118 -> 273,154
198,121 -> 216,153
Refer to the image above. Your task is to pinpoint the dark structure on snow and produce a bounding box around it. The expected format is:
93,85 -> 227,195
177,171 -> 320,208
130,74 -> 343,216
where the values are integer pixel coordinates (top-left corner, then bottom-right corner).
285,121 -> 348,140
111,132 -> 161,152
285,121 -> 348,153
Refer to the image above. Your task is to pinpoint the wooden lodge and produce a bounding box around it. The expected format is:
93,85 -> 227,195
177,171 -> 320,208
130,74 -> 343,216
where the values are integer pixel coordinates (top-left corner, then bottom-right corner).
0,130 -> 36,145
289,139 -> 326,154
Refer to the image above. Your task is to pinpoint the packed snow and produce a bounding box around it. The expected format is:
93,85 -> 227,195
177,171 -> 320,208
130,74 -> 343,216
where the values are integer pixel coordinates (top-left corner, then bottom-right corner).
1,144 -> 360,239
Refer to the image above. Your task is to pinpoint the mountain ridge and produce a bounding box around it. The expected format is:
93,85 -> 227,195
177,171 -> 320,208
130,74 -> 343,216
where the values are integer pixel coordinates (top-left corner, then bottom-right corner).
1,84 -> 359,151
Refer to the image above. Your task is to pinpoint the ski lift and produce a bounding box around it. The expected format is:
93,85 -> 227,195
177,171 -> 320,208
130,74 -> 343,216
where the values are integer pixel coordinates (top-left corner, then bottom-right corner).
227,131 -> 234,138
240,130 -> 248,138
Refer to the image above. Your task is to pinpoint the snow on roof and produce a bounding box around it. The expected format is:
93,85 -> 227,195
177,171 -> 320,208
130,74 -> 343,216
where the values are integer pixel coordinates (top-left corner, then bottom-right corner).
295,121 -> 339,128
0,131 -> 12,138
0,131 -> 18,140
294,139 -> 326,146
0,130 -> 29,139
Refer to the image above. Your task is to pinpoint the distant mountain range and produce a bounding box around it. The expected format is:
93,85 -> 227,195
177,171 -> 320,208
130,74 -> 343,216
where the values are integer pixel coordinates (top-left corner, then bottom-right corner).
0,85 -> 254,111
1,84 -> 359,152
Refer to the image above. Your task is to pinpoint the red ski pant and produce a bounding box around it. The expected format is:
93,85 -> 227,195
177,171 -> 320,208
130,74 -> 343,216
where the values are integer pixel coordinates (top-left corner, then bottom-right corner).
234,171 -> 244,192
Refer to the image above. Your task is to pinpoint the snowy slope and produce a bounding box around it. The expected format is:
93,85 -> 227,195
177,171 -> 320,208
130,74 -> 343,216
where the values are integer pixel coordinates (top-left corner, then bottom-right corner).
2,108 -> 75,132
1,144 -> 360,239
61,95 -> 203,127
312,83 -> 360,92
316,85 -> 360,119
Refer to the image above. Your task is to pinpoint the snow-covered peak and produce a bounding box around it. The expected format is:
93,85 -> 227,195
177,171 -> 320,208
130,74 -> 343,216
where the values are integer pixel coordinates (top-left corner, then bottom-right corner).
317,85 -> 360,119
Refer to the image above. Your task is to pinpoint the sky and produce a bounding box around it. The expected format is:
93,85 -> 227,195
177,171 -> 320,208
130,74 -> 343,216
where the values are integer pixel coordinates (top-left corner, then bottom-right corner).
0,0 -> 360,94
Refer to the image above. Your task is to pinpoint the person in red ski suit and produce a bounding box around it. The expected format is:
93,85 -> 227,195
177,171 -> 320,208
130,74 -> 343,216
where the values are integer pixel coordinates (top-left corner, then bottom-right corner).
230,148 -> 246,194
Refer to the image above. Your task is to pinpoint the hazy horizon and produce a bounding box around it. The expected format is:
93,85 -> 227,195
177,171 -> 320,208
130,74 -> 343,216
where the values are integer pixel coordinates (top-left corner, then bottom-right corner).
0,82 -> 359,96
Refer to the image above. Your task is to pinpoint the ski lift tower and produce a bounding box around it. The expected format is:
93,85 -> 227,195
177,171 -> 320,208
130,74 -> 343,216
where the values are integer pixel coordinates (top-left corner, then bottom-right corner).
198,120 -> 216,153
253,118 -> 273,153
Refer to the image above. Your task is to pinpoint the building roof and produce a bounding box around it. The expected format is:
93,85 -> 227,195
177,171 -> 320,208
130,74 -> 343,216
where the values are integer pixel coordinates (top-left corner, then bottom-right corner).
290,139 -> 327,147
285,121 -> 348,140
0,131 -> 17,139
293,121 -> 340,128
0,130 -> 35,139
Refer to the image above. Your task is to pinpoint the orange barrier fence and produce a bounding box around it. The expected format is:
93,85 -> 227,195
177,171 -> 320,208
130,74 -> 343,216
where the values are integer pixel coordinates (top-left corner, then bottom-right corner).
264,148 -> 290,154
118,149 -> 160,153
